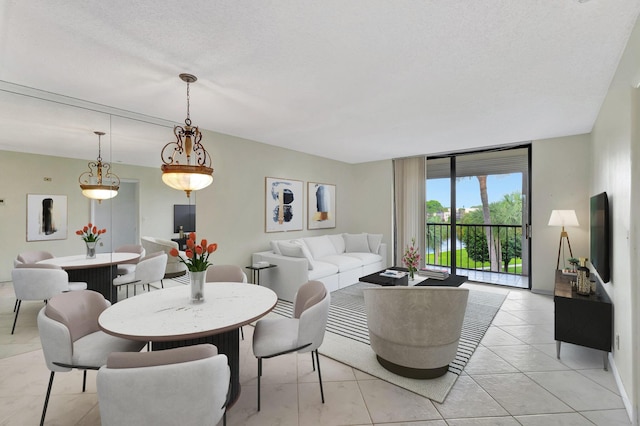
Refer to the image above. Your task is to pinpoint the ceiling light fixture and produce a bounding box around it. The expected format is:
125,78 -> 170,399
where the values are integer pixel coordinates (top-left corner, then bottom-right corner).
161,73 -> 213,197
79,131 -> 120,202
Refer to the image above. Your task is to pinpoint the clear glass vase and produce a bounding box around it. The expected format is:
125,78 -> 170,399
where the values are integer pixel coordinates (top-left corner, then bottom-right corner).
85,242 -> 97,259
189,270 -> 206,303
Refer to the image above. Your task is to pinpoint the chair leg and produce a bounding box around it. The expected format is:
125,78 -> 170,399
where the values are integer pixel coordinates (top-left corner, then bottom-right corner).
40,371 -> 55,426
257,358 -> 262,411
11,300 -> 21,334
240,326 -> 244,340
314,350 -> 325,404
82,369 -> 87,392
13,299 -> 18,312
311,351 -> 316,371
161,279 -> 164,289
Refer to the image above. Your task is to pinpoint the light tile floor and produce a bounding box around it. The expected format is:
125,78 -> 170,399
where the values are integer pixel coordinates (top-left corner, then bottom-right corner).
0,280 -> 630,425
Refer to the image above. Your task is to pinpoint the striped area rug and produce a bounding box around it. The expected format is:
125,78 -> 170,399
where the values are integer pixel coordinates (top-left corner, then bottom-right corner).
271,282 -> 507,402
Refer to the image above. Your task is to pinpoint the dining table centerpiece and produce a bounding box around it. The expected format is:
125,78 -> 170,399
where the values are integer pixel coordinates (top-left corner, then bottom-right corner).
402,237 -> 420,280
170,233 -> 218,303
75,223 -> 106,259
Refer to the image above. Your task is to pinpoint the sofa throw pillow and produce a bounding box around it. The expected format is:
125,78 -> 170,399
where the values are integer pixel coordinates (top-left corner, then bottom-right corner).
367,234 -> 383,254
344,233 -> 371,253
303,235 -> 337,260
278,240 -> 314,270
327,234 -> 346,254
270,240 -> 282,255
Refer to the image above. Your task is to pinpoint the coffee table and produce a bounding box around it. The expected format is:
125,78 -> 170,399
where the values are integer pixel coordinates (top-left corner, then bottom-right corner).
359,266 -> 410,286
360,266 -> 467,287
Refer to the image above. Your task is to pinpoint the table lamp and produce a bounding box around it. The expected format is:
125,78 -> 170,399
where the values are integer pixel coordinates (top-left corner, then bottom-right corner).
548,210 -> 579,270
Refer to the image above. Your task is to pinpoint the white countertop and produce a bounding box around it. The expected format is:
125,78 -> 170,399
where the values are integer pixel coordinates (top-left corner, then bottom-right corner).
99,282 -> 278,341
38,252 -> 140,269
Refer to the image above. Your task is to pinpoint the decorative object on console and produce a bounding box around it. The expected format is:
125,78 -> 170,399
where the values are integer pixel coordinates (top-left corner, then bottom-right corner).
26,194 -> 68,242
76,222 -> 106,259
402,238 -> 420,280
265,177 -> 304,232
79,131 -> 120,203
161,74 -> 213,198
307,182 -> 336,230
169,233 -> 218,303
548,209 -> 579,270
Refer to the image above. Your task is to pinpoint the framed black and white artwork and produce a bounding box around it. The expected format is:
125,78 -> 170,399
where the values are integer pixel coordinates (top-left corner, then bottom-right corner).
308,182 -> 336,230
265,177 -> 304,232
26,194 -> 68,241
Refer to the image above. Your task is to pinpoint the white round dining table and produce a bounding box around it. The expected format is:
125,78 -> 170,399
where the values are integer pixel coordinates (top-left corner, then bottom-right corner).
98,282 -> 278,405
39,252 -> 140,303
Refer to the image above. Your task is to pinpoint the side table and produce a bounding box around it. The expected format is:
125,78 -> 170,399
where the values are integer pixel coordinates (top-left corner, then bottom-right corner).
245,264 -> 277,285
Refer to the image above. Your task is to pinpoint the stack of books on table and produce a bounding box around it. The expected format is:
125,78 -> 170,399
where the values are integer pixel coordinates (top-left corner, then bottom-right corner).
418,268 -> 449,280
379,269 -> 408,278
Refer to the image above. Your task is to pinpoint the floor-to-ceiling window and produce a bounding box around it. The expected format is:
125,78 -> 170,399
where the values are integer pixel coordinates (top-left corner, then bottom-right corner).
425,145 -> 531,289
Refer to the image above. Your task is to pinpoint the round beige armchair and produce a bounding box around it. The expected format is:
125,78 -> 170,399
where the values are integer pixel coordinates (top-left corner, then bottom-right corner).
363,286 -> 469,379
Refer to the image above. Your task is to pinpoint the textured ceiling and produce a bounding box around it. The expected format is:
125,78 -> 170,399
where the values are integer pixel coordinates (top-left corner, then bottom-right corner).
0,1 -> 638,166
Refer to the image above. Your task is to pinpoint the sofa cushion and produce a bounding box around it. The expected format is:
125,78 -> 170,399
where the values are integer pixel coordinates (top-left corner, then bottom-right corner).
343,252 -> 383,266
279,240 -> 314,270
303,235 -> 337,260
344,233 -> 371,253
327,234 -> 346,254
367,234 -> 383,254
308,261 -> 339,280
316,254 -> 362,272
270,240 -> 282,255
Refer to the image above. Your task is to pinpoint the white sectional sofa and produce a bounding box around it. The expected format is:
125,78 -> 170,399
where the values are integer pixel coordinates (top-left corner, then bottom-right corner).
252,233 -> 387,302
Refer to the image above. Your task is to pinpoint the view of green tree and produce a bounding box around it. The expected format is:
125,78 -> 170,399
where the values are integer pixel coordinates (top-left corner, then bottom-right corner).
458,191 -> 523,272
426,200 -> 446,217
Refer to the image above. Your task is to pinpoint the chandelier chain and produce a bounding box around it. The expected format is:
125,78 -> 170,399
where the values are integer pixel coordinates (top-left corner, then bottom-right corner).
185,80 -> 191,126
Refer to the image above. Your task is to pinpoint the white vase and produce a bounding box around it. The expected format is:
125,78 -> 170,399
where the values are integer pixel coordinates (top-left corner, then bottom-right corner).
85,242 -> 97,259
189,270 -> 206,303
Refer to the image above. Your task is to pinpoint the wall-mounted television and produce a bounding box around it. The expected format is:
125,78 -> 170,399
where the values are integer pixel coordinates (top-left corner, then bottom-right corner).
589,192 -> 610,283
174,204 -> 196,233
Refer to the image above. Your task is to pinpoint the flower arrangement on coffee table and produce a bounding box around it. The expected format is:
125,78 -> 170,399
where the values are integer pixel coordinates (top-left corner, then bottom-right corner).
402,238 -> 421,280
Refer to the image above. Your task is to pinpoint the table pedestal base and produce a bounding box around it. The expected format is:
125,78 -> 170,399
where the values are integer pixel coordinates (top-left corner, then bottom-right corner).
152,328 -> 241,406
66,265 -> 117,304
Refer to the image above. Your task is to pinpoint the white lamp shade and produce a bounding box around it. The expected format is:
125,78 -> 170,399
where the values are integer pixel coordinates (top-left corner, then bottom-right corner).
80,185 -> 118,201
548,210 -> 579,227
161,168 -> 213,192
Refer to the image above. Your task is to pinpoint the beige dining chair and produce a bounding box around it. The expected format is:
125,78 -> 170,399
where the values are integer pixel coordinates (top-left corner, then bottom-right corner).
206,265 -> 248,339
97,344 -> 230,426
252,280 -> 330,411
37,290 -> 146,425
14,250 -> 54,267
10,264 -> 87,334
113,252 -> 167,298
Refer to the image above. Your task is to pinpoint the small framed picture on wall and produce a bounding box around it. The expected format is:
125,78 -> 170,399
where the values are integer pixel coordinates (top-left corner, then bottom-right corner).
265,177 -> 304,232
308,182 -> 336,229
26,194 -> 68,241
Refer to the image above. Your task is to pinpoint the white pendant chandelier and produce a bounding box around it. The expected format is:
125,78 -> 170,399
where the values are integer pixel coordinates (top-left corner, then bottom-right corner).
161,73 -> 213,197
79,131 -> 120,202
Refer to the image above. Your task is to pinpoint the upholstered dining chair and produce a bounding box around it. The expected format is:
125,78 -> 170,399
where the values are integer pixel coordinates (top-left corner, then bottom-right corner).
97,344 -> 230,426
252,280 -> 330,411
114,244 -> 145,276
10,264 -> 87,334
112,252 -> 167,298
206,265 -> 248,339
14,250 -> 54,267
37,290 -> 146,426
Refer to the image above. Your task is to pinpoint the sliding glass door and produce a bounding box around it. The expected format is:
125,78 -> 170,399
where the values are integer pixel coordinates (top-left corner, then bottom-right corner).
425,146 -> 531,289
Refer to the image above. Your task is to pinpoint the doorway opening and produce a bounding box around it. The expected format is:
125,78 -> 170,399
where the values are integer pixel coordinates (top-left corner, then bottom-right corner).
426,146 -> 531,289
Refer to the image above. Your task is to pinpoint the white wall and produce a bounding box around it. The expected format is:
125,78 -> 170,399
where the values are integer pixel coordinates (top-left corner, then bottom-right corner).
0,132 -> 395,282
588,14 -> 640,423
530,134 -> 591,295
